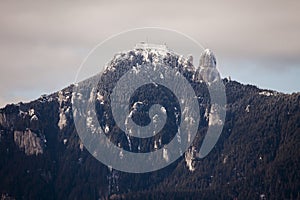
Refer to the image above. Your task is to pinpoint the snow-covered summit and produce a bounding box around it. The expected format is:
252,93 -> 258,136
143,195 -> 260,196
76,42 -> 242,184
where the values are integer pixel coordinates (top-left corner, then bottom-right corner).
105,43 -> 195,74
104,43 -> 221,84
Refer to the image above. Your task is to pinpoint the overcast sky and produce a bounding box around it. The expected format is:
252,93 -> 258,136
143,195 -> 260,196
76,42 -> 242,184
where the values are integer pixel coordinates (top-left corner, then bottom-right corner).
0,1 -> 300,107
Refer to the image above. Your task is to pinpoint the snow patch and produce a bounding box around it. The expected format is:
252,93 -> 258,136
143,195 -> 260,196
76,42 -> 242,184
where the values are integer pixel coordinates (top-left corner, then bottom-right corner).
223,155 -> 228,164
97,92 -> 105,104
154,140 -> 158,150
245,105 -> 250,113
119,150 -> 124,159
260,194 -> 266,200
58,110 -> 67,130
208,104 -> 223,126
86,113 -> 96,133
28,109 -> 35,116
259,91 -> 274,97
79,141 -> 84,151
57,91 -> 71,130
160,73 -> 164,79
185,146 -> 197,172
160,106 -> 166,114
104,125 -> 110,134
163,147 -> 169,162
63,139 -> 68,145
88,88 -> 96,102
30,115 -> 38,121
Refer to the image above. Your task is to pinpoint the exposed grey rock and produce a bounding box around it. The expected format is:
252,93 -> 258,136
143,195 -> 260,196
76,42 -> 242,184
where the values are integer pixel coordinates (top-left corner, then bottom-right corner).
0,113 -> 7,127
0,112 -> 16,128
185,146 -> 197,172
199,49 -> 217,68
14,129 -> 44,156
195,49 -> 221,83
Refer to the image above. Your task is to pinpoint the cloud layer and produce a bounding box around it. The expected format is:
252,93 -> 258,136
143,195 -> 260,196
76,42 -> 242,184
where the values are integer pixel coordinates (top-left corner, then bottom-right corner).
0,1 -> 300,107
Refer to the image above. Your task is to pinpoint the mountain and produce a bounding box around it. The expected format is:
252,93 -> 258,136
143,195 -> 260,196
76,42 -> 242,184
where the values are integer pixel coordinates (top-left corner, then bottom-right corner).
0,45 -> 299,200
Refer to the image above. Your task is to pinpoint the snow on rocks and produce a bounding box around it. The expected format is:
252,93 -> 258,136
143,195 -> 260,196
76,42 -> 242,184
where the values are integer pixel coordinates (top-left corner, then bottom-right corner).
245,105 -> 250,113
86,111 -> 96,134
30,115 -> 39,121
63,139 -> 68,145
58,111 -> 67,130
57,90 -> 71,130
208,104 -> 223,126
106,43 -> 195,76
28,109 -> 35,116
154,140 -> 158,150
194,49 -> 221,83
79,141 -> 84,151
185,146 -> 197,172
259,90 -> 275,97
163,147 -> 169,162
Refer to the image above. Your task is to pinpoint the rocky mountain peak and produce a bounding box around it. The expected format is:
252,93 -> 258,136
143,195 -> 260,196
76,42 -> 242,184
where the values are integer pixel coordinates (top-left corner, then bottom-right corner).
104,43 -> 195,76
194,49 -> 220,83
0,44 -> 299,199
199,49 -> 217,68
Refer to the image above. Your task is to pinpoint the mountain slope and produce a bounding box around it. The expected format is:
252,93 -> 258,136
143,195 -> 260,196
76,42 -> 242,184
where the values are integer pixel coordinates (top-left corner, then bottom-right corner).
0,46 -> 299,199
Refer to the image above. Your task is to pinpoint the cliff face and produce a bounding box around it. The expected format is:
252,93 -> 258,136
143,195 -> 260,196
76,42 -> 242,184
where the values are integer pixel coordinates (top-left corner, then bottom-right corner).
0,47 -> 299,199
195,49 -> 221,83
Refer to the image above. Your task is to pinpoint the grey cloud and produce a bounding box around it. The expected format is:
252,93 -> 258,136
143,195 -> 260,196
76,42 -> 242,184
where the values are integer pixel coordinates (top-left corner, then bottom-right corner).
0,0 -> 300,107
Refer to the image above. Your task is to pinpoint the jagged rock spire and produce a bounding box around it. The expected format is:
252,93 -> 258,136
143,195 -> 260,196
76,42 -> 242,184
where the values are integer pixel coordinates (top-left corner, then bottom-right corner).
199,49 -> 216,68
195,49 -> 220,83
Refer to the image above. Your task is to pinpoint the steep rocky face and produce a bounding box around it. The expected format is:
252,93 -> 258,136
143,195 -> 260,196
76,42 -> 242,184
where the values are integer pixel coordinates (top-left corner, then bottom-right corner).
14,129 -> 44,156
0,46 -> 299,199
0,108 -> 18,129
194,49 -> 221,83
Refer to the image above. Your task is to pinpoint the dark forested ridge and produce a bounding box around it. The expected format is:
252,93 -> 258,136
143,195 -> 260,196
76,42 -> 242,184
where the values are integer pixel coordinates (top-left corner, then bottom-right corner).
0,48 -> 299,199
